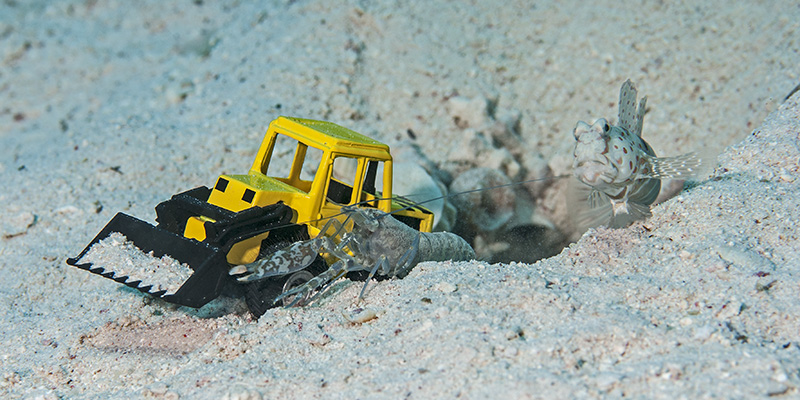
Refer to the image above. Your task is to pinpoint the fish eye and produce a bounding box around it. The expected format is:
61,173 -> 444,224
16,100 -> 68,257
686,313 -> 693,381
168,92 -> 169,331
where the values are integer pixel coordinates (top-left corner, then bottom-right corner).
603,122 -> 610,133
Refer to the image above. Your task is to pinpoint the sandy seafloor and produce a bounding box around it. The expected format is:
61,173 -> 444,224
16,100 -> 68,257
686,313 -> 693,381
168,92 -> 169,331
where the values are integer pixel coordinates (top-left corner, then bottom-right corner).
2,1 -> 800,398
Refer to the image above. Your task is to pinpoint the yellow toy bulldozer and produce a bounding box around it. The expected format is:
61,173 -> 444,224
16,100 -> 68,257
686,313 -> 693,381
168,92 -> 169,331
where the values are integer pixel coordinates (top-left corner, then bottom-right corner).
68,117 -> 434,315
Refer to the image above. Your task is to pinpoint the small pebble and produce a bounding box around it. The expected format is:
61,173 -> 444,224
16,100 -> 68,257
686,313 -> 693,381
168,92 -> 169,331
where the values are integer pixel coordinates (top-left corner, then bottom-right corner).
342,307 -> 378,324
436,282 -> 457,293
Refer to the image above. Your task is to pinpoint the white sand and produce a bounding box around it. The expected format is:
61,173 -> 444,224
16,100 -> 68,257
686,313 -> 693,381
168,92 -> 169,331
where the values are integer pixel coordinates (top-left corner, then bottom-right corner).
1,1 -> 799,398
81,232 -> 193,296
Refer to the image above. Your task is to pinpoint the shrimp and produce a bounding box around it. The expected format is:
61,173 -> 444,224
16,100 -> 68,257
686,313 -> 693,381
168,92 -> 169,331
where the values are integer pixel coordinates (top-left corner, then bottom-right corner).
229,205 -> 475,307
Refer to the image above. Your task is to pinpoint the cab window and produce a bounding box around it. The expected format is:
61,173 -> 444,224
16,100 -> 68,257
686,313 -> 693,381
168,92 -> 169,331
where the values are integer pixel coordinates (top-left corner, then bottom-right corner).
265,133 -> 323,193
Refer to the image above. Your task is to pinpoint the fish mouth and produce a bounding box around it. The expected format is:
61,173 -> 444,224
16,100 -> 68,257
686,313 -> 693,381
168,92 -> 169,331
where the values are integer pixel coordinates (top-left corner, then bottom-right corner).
574,162 -> 612,186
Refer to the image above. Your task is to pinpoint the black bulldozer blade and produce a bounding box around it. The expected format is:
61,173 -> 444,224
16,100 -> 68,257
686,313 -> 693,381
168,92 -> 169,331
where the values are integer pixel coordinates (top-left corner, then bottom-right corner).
67,213 -> 231,308
67,195 -> 298,310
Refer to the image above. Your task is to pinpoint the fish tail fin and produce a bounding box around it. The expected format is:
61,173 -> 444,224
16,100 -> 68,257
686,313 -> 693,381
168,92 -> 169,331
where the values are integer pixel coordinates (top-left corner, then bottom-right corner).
649,152 -> 704,179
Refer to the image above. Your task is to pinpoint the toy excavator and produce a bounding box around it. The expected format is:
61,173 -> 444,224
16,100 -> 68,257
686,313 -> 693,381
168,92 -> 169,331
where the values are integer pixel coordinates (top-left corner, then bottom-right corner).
67,117 -> 434,316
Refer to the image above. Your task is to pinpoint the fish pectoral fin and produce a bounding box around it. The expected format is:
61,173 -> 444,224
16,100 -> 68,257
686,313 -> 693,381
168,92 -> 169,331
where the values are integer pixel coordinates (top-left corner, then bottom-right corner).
580,200 -> 614,230
568,178 -> 654,231
568,179 -> 614,231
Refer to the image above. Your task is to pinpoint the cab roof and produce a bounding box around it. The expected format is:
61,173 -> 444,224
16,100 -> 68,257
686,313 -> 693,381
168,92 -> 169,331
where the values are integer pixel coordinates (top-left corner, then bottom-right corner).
272,116 -> 391,160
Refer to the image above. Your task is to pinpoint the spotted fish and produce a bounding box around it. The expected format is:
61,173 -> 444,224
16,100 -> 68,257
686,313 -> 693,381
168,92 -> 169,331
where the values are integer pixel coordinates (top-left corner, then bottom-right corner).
571,79 -> 701,229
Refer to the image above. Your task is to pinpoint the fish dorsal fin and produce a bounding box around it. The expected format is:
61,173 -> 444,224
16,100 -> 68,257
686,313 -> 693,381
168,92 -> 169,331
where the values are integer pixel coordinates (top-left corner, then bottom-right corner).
618,80 -> 637,133
634,96 -> 647,137
618,79 -> 646,136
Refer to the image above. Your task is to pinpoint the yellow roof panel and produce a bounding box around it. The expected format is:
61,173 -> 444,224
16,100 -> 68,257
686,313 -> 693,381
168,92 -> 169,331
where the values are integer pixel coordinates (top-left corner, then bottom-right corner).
272,117 -> 391,159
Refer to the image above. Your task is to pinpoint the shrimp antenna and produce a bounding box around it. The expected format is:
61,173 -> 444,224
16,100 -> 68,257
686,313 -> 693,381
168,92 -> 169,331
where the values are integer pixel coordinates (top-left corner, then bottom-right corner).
293,173 -> 571,227
381,173 -> 572,219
